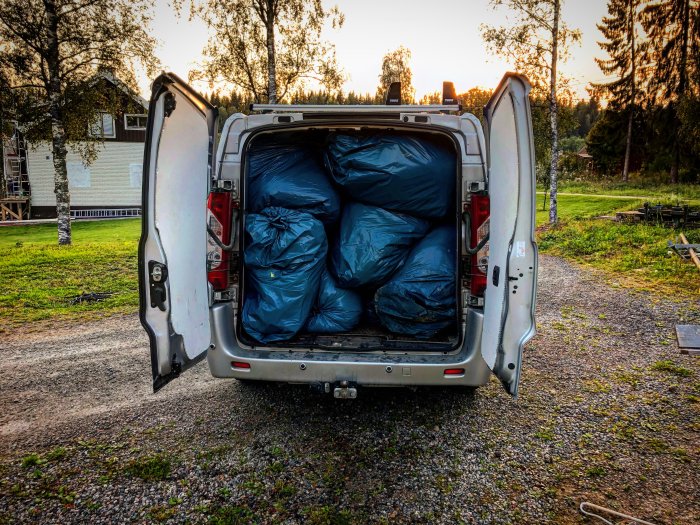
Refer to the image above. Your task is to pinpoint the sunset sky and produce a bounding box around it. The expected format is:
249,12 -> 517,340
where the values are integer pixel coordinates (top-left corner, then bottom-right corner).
144,0 -> 613,100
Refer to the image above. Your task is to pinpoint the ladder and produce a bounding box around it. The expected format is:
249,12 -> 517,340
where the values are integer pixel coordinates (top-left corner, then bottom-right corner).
2,124 -> 30,198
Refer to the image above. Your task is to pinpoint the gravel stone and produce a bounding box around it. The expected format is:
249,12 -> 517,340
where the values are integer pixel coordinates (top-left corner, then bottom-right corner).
0,255 -> 698,524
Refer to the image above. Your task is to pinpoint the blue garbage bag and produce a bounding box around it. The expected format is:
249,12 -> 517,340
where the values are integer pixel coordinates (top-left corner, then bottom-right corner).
331,202 -> 430,288
242,207 -> 327,343
324,133 -> 455,219
305,270 -> 362,333
248,135 -> 340,224
375,225 -> 457,339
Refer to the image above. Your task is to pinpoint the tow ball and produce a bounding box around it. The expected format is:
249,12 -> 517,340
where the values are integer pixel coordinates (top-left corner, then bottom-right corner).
333,381 -> 358,399
310,380 -> 358,398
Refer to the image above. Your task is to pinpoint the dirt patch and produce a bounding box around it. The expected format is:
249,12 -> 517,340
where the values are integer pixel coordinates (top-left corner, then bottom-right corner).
0,255 -> 698,524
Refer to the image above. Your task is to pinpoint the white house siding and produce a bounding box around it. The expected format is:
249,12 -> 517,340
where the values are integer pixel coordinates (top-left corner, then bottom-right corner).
27,142 -> 144,208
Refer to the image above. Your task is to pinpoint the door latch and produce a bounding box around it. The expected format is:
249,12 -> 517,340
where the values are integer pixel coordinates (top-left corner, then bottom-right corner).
148,261 -> 168,311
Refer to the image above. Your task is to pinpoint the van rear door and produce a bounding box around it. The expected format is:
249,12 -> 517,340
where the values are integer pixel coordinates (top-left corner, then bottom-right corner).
480,73 -> 538,397
139,72 -> 218,392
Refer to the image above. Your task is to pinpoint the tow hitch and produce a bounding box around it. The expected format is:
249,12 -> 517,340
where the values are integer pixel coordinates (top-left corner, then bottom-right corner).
309,381 -> 358,398
333,381 -> 358,399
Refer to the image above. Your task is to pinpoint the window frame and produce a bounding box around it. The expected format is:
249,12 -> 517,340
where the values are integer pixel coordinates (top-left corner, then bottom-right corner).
124,113 -> 148,131
89,112 -> 116,139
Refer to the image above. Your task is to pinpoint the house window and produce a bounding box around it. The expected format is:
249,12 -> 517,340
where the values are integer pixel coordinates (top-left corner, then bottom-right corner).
89,113 -> 116,138
67,162 -> 91,188
124,114 -> 148,130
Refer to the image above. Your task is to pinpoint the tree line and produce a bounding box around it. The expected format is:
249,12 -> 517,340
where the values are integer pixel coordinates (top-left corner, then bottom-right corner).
0,0 -> 697,243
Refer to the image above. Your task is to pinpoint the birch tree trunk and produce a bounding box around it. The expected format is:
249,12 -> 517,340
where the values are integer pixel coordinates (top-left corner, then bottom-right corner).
45,0 -> 71,244
548,0 -> 560,225
265,2 -> 277,104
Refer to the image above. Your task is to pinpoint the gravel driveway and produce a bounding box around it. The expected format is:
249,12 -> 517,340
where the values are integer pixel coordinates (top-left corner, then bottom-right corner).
0,255 -> 698,525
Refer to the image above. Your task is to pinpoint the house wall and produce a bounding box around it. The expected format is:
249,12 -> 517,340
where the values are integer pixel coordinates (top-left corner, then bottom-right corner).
27,141 -> 144,217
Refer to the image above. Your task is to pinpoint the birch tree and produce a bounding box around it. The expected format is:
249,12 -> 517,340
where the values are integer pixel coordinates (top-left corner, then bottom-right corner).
376,46 -> 415,104
191,0 -> 345,103
590,0 -> 645,182
0,0 -> 157,244
481,0 -> 580,224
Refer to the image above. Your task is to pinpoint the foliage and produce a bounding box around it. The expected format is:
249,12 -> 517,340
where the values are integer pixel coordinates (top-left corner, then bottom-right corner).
459,87 -> 493,122
572,97 -> 602,137
640,0 -> 699,104
190,0 -> 345,103
590,0 -> 645,109
0,0 -> 158,244
559,136 -> 585,152
0,0 -> 157,157
481,0 -> 581,224
640,0 -> 700,182
376,46 -> 415,104
480,0 -> 581,96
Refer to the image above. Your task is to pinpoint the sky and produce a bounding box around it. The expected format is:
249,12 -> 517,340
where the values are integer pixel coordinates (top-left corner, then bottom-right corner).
143,0 -> 613,101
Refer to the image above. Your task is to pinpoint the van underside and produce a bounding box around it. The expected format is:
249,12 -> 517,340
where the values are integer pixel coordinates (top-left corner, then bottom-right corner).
234,126 -> 464,354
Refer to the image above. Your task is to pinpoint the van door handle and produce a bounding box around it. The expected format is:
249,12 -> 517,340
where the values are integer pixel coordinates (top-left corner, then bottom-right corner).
149,261 -> 168,311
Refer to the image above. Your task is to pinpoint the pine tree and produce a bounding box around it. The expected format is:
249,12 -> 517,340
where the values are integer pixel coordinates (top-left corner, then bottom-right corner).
590,0 -> 644,182
640,0 -> 700,183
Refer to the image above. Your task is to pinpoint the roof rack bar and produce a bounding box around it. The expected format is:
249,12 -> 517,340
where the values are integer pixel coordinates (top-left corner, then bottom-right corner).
249,104 -> 462,113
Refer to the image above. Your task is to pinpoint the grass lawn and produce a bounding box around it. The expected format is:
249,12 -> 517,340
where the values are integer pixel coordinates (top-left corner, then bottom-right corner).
1,190 -> 698,330
537,180 -> 700,202
539,221 -> 700,298
535,193 -> 644,226
0,219 -> 141,332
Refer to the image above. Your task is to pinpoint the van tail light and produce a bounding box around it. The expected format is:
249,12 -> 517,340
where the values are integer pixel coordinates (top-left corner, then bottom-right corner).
468,194 -> 490,297
206,191 -> 233,291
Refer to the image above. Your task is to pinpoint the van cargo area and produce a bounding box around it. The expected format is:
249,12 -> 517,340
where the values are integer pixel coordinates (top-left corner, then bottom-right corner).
236,128 -> 462,353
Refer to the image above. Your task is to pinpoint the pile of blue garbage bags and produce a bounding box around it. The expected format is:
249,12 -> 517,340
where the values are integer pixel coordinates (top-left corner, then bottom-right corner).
241,132 -> 457,343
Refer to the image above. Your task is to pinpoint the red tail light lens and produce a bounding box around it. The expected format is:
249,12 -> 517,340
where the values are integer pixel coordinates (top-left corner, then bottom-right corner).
207,191 -> 233,291
444,368 -> 465,376
469,194 -> 490,297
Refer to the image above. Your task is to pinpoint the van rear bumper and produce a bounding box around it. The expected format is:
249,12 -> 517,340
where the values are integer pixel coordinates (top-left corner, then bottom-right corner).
206,302 -> 491,387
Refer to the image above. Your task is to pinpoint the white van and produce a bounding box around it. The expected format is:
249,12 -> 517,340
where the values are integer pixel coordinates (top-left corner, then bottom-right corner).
139,72 -> 537,398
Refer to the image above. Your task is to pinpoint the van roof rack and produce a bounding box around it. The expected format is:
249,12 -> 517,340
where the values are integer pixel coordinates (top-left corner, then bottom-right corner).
249,104 -> 462,114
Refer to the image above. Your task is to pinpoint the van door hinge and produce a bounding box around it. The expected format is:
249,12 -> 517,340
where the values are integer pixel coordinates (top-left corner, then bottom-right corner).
213,179 -> 233,191
469,181 -> 486,193
149,261 -> 168,311
164,93 -> 176,118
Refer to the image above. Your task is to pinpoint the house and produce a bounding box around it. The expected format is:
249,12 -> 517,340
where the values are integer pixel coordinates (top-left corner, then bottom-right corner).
2,73 -> 148,219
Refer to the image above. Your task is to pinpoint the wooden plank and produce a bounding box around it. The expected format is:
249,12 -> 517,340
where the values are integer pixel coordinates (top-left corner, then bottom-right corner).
676,325 -> 700,356
679,233 -> 700,271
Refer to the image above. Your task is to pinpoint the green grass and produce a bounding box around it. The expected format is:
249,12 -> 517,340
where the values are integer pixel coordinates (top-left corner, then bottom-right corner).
650,360 -> 694,377
125,453 -> 172,481
0,219 -> 140,331
535,194 -> 644,226
538,180 -> 700,202
538,221 -> 700,297
1,188 -> 698,330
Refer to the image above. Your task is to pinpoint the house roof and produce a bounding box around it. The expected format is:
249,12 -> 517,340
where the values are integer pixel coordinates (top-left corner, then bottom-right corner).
576,145 -> 592,159
94,71 -> 148,111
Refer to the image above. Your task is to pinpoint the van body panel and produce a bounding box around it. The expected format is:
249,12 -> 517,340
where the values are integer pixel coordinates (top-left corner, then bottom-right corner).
207,302 -> 491,386
139,71 -> 537,395
481,73 -> 538,396
139,72 -> 218,391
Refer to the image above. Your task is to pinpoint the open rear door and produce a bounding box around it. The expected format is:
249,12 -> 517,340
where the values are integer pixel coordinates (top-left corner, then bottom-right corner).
139,72 -> 218,392
481,73 -> 538,396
